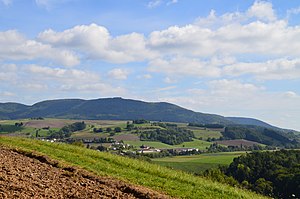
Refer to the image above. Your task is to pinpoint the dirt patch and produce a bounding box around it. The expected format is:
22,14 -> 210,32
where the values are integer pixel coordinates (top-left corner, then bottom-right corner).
113,134 -> 140,141
215,139 -> 262,147
24,120 -> 71,128
0,147 -> 171,199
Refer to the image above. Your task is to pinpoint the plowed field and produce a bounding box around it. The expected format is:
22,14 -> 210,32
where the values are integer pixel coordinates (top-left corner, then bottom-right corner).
0,147 -> 170,199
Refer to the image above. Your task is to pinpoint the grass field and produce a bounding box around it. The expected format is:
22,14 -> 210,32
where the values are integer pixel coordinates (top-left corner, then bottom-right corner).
187,126 -> 222,140
152,152 -> 246,173
174,139 -> 212,150
124,140 -> 176,149
0,136 -> 266,199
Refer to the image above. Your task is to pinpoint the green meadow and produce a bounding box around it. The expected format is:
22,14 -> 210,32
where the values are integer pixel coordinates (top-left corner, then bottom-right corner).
152,151 -> 247,173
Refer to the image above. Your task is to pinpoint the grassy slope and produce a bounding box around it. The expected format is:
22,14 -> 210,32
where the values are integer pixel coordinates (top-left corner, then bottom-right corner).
0,137 -> 266,199
152,152 -> 246,173
174,139 -> 211,150
189,128 -> 222,140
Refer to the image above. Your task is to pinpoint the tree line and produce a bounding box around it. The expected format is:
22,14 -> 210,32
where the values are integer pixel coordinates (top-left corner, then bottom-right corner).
203,150 -> 300,198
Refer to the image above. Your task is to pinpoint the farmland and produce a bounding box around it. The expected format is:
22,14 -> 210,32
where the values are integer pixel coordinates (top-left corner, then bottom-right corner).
0,118 -> 267,173
152,152 -> 246,173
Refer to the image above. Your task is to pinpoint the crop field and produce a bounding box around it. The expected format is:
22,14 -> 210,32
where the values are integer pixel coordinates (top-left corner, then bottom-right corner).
174,139 -> 212,150
215,139 -> 265,147
0,137 -> 265,199
124,140 -> 176,149
187,126 -> 222,140
113,133 -> 139,142
152,151 -> 247,173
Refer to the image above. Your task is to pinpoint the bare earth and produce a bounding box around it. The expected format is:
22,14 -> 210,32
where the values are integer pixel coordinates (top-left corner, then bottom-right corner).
215,139 -> 262,147
0,147 -> 171,199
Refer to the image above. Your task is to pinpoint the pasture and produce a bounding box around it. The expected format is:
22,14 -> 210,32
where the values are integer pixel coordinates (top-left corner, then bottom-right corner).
152,151 -> 247,173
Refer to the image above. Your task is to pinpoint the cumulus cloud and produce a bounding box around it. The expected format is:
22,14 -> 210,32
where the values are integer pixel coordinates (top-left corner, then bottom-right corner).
148,56 -> 221,77
27,65 -> 99,83
108,68 -> 129,80
164,77 -> 177,84
224,58 -> 300,80
0,30 -> 79,66
145,1 -> 300,80
147,0 -> 178,8
247,1 -> 276,22
147,0 -> 162,8
158,79 -> 300,130
38,24 -> 154,63
167,0 -> 178,6
0,63 -> 128,103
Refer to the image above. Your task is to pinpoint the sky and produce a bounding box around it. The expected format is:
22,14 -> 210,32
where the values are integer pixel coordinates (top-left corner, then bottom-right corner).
0,0 -> 300,130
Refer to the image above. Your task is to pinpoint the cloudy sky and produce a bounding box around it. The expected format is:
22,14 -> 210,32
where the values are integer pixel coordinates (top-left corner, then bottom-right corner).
1,0 -> 300,130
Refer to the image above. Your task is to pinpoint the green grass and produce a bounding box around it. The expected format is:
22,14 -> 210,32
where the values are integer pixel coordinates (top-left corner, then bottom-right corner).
0,136 -> 266,199
0,124 -> 24,133
174,139 -> 212,150
187,127 -> 222,140
152,152 -> 246,173
124,140 -> 176,149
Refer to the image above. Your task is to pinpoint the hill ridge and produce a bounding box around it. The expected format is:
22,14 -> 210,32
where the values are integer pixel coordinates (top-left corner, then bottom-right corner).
0,97 -> 282,130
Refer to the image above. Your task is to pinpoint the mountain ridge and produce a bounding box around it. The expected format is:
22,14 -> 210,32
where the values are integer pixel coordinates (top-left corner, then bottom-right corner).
0,97 -> 286,130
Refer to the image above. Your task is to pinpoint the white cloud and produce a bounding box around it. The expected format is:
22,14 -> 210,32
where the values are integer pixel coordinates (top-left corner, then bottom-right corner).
247,1 -> 276,22
285,91 -> 298,98
35,0 -> 75,9
21,83 -> 48,91
155,86 -> 176,92
0,30 -> 79,67
148,56 -> 221,77
145,1 -> 300,80
0,91 -> 15,97
27,65 -> 99,83
38,24 -> 154,63
167,0 -> 178,6
159,80 -> 300,130
142,74 -> 152,79
147,0 -> 162,8
59,83 -> 126,95
0,64 -> 128,99
0,64 -> 18,82
164,77 -> 177,84
224,58 -> 300,80
108,68 -> 129,80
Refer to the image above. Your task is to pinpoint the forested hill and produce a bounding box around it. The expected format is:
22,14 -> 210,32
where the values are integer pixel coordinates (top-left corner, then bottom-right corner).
0,98 -> 285,130
226,117 -> 276,129
0,98 -> 231,124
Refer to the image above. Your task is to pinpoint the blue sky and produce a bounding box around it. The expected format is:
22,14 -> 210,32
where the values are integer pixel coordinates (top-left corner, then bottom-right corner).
1,0 -> 300,130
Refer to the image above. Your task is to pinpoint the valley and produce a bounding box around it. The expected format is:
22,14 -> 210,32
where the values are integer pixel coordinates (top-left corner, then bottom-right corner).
0,99 -> 299,198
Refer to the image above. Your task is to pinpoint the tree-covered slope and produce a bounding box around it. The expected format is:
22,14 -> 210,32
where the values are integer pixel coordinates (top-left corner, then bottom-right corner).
222,125 -> 298,147
226,117 -> 276,129
0,98 -> 232,125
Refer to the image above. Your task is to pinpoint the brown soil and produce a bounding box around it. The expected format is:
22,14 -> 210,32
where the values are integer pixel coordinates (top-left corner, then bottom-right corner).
0,147 -> 171,199
24,120 -> 71,128
113,134 -> 140,142
215,139 -> 262,147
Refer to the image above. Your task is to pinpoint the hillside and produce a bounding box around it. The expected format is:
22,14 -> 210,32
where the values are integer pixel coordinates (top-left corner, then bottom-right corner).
0,98 -> 279,129
0,147 -> 167,198
226,117 -> 276,129
0,136 -> 267,199
222,125 -> 298,147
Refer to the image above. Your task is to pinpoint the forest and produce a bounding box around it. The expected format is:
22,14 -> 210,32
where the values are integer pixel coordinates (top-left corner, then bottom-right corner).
140,126 -> 194,145
205,150 -> 300,198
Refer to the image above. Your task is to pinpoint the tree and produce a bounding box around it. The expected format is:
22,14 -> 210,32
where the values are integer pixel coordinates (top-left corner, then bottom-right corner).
114,127 -> 122,133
